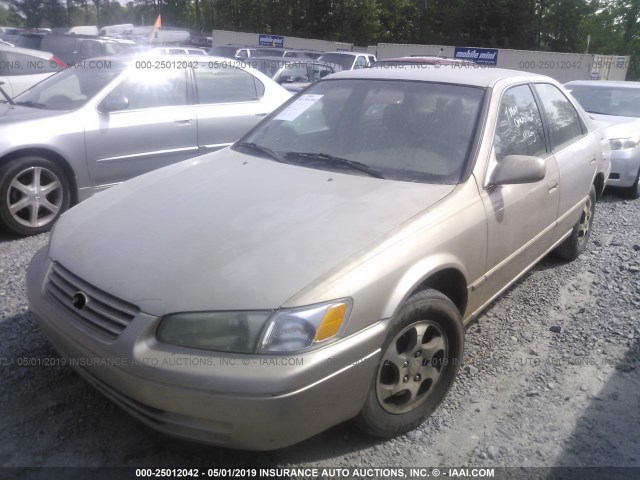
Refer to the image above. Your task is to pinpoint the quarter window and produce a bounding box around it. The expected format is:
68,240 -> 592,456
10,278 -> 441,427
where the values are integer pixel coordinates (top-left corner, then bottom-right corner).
494,84 -> 546,161
534,83 -> 584,148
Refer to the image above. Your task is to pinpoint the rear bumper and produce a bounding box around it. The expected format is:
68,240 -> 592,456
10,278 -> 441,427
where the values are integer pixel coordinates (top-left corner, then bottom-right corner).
27,247 -> 384,450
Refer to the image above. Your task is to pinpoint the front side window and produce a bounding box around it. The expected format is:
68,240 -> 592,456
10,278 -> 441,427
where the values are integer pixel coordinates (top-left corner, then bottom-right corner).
12,62 -> 125,110
534,83 -> 584,149
195,64 -> 263,104
494,84 -> 546,161
110,68 -> 187,110
277,64 -> 310,83
236,79 -> 485,184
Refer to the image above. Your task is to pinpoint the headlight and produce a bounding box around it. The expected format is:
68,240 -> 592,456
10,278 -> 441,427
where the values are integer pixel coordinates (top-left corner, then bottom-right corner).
157,311 -> 272,353
156,299 -> 351,354
610,136 -> 640,150
258,300 -> 351,353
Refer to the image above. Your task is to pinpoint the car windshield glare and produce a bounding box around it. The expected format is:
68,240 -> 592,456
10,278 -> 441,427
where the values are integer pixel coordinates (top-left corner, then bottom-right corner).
237,79 -> 485,184
567,85 -> 640,118
13,62 -> 126,110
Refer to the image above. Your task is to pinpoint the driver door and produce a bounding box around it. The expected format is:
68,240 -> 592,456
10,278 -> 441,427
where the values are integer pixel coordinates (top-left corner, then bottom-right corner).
84,68 -> 197,187
477,83 -> 560,300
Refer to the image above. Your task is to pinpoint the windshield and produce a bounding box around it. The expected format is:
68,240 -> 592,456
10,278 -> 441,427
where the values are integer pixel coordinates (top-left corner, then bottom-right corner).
12,61 -> 126,110
235,79 -> 485,184
319,53 -> 355,70
567,85 -> 640,118
252,49 -> 286,58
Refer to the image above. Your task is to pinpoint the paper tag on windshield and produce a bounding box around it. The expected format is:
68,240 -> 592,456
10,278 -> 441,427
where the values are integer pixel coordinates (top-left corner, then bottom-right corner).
275,94 -> 324,121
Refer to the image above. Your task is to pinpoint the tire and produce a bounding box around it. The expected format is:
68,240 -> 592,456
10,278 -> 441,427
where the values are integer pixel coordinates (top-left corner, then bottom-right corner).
621,167 -> 640,200
355,289 -> 464,438
0,156 -> 71,236
554,184 -> 596,261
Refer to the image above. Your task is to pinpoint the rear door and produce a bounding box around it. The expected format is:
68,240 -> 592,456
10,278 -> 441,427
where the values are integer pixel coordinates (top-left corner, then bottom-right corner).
532,83 -> 596,242
193,61 -> 271,152
84,67 -> 197,187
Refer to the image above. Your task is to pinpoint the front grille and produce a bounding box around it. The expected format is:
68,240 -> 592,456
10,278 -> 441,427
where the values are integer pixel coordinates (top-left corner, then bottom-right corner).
46,262 -> 138,340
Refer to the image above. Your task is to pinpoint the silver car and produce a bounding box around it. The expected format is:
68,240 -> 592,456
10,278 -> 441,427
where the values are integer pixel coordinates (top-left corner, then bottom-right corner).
28,67 -> 609,450
0,55 -> 291,236
565,80 -> 640,198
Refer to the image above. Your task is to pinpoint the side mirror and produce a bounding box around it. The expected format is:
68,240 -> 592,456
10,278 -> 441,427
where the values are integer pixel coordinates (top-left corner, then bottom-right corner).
491,155 -> 546,185
100,93 -> 129,112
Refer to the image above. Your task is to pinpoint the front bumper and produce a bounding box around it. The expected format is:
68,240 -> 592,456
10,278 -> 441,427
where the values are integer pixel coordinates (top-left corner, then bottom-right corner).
27,247 -> 384,450
606,146 -> 640,188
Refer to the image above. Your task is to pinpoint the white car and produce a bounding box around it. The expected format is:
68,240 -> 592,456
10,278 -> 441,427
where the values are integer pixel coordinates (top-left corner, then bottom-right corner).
0,44 -> 65,98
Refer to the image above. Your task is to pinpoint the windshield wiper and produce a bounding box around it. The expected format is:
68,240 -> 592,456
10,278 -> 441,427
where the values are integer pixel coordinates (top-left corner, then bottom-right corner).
0,82 -> 14,105
587,110 -> 616,116
284,152 -> 386,179
235,142 -> 285,163
14,100 -> 48,109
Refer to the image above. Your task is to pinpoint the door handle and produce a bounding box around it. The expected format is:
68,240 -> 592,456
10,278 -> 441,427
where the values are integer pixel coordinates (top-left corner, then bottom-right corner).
590,158 -> 596,165
255,112 -> 268,117
175,119 -> 193,125
547,182 -> 559,194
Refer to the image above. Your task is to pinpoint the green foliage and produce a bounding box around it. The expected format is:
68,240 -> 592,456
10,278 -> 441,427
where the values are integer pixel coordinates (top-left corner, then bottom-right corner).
4,0 -> 639,80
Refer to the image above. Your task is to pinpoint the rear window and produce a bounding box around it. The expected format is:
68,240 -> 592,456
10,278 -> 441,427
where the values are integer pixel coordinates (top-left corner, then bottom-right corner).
15,34 -> 44,50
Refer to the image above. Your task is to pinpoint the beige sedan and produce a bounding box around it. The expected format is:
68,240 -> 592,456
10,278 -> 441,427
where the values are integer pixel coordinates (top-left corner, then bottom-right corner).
28,66 -> 610,449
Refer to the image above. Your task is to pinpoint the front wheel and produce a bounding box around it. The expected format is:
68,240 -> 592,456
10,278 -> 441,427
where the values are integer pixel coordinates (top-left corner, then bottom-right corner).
355,289 -> 464,438
554,184 -> 596,261
0,156 -> 71,236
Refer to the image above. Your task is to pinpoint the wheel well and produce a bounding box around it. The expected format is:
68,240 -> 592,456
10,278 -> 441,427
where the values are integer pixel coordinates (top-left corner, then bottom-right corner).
410,268 -> 468,317
594,173 -> 605,200
0,149 -> 78,205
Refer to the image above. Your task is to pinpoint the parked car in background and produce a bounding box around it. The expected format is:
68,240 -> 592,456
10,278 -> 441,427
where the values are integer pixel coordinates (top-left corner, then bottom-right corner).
372,56 -> 477,68
0,27 -> 25,44
0,44 -> 66,97
0,55 -> 291,235
67,26 -> 99,36
28,66 -> 608,450
14,32 -> 124,65
248,47 -> 323,59
150,46 -> 208,55
565,80 -> 640,198
249,57 -> 334,92
208,44 -> 255,59
318,51 -> 376,70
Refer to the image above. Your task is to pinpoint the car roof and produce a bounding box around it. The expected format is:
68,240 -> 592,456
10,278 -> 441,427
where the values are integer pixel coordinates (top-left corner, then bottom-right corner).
0,43 -> 54,59
327,65 -> 549,88
250,56 -> 327,64
565,80 -> 640,89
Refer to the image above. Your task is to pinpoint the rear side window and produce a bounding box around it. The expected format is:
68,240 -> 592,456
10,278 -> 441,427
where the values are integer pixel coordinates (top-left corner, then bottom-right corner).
354,56 -> 367,69
534,83 -> 584,149
15,35 -> 43,50
41,36 -> 77,64
494,84 -> 546,161
195,64 -> 263,104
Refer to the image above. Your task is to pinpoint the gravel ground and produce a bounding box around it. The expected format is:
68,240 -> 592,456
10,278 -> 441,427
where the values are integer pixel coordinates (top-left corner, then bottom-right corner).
0,191 -> 638,475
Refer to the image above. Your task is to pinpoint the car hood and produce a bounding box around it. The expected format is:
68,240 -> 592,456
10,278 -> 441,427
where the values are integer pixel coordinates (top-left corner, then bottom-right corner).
0,103 -> 65,123
49,150 -> 456,314
591,113 -> 640,137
